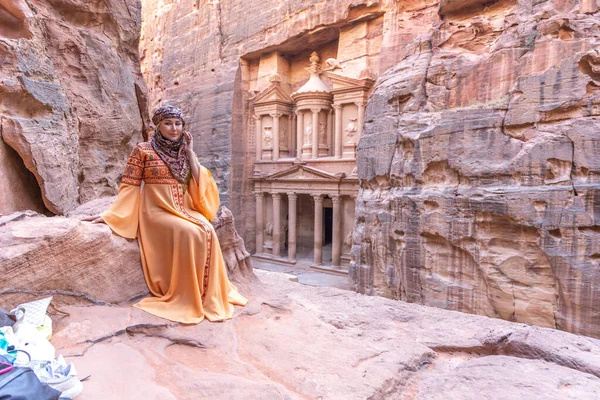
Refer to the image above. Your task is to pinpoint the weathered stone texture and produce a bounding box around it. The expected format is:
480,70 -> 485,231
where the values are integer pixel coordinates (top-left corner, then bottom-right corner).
0,210 -> 147,306
212,206 -> 255,280
352,1 -> 600,338
0,0 -> 150,215
140,0 -> 425,251
0,201 -> 254,307
45,270 -> 600,398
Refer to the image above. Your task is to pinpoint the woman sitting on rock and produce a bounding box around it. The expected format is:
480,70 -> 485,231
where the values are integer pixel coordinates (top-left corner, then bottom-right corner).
84,105 -> 247,323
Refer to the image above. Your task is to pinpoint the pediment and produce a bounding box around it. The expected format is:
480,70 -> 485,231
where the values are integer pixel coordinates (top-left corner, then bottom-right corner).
264,165 -> 341,181
322,72 -> 374,91
254,83 -> 293,105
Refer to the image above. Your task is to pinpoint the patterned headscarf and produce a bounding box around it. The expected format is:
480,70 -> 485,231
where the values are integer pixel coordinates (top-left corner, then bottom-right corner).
151,105 -> 186,127
151,105 -> 191,184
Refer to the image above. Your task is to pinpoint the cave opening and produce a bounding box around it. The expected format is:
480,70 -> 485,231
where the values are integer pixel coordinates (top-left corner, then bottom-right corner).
0,137 -> 50,215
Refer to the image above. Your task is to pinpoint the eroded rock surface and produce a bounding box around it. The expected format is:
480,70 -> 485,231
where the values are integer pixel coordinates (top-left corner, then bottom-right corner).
139,0 -> 425,245
0,210 -> 146,306
48,270 -> 600,399
0,0 -> 150,215
0,202 -> 253,306
351,1 -> 600,338
140,0 -> 600,338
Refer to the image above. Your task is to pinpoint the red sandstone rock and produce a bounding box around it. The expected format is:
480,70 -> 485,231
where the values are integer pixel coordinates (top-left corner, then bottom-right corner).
47,270 -> 600,399
139,0 -> 600,338
0,200 -> 254,306
0,0 -> 150,215
352,3 -> 600,338
0,211 -> 147,306
212,206 -> 255,281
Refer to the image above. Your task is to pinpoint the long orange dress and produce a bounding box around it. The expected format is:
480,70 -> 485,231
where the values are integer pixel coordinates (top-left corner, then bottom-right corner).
101,142 -> 247,323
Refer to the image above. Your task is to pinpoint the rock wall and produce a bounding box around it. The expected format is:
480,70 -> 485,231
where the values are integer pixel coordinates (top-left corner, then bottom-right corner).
352,0 -> 600,338
140,0 -> 421,250
0,0 -> 150,215
0,202 -> 254,307
140,0 -> 600,336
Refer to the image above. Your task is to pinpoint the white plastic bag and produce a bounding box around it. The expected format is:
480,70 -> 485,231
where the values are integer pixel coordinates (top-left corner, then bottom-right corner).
11,322 -> 55,362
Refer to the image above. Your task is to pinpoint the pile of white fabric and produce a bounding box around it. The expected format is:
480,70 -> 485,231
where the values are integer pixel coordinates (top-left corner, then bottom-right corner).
0,297 -> 83,399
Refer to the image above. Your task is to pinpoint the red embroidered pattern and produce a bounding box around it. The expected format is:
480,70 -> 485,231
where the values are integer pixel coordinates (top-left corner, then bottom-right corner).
171,183 -> 213,301
121,146 -> 144,186
121,142 -> 181,185
122,143 -> 213,301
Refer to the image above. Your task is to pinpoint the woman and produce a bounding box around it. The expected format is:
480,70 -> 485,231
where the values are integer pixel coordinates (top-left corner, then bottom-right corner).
84,105 -> 247,323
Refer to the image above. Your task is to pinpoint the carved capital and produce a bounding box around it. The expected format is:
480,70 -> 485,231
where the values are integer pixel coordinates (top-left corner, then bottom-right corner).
355,101 -> 366,108
310,108 -> 321,114
270,113 -> 283,119
332,104 -> 342,111
271,193 -> 282,200
295,110 -> 303,117
254,114 -> 262,120
312,194 -> 323,203
254,192 -> 264,199
287,192 -> 298,201
331,195 -> 342,204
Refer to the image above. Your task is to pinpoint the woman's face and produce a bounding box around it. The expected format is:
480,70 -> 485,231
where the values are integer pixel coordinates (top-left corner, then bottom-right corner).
158,118 -> 184,141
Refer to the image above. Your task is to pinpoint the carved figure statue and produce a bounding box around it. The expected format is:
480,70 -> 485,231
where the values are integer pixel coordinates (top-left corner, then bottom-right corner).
264,221 -> 273,246
343,230 -> 353,253
324,58 -> 343,71
309,51 -> 320,65
263,126 -> 273,148
318,121 -> 326,143
280,127 -> 287,144
345,118 -> 357,143
304,124 -> 312,145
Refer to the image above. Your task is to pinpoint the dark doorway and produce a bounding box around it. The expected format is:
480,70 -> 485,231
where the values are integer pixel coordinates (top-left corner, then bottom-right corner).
323,207 -> 332,246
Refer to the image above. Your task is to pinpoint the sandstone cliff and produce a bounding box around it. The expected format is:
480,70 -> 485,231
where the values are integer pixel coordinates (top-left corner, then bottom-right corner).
48,270 -> 600,399
352,0 -> 600,338
140,0 -> 600,338
0,0 -> 150,215
140,0 -> 416,245
0,201 -> 253,307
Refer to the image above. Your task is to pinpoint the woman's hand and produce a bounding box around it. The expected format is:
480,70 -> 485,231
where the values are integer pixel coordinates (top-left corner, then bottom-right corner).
184,131 -> 200,183
81,215 -> 105,224
183,130 -> 194,149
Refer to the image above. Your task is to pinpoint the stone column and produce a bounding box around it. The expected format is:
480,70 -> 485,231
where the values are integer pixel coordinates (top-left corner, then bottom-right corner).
327,109 -> 333,156
255,192 -> 264,253
312,194 -> 323,265
333,104 -> 342,158
255,115 -> 262,161
356,102 -> 365,138
331,195 -> 342,267
296,110 -> 303,160
311,108 -> 320,159
272,192 -> 282,257
287,192 -> 297,262
271,113 -> 281,161
288,114 -> 294,156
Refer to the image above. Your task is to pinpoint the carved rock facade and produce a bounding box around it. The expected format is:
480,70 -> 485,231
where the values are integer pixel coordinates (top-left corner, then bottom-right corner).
0,0 -> 150,215
352,1 -> 600,338
251,52 -> 371,271
140,0 -> 413,254
141,0 -> 600,336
